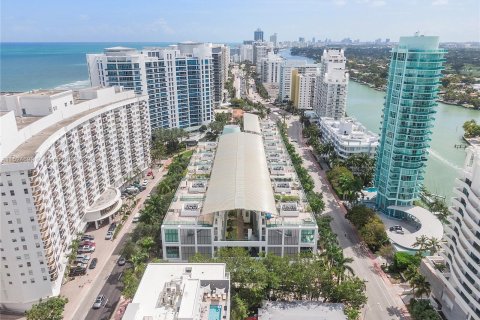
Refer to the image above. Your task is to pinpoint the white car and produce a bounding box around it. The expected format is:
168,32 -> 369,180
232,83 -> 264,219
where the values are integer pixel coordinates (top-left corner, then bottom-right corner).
105,231 -> 113,240
142,179 -> 148,187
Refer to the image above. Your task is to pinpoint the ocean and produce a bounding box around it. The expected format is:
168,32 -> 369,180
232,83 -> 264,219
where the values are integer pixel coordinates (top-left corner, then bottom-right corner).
0,42 -> 240,92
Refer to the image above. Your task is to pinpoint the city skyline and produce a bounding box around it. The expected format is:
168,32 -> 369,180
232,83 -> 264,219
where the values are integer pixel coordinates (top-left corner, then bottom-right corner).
1,0 -> 479,43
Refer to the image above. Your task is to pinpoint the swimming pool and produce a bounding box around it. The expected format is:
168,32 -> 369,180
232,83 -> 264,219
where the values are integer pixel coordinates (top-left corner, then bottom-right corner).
208,305 -> 222,320
364,187 -> 377,192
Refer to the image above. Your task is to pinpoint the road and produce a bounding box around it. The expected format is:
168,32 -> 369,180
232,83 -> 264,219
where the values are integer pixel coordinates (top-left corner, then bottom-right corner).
84,263 -> 126,320
274,113 -> 409,320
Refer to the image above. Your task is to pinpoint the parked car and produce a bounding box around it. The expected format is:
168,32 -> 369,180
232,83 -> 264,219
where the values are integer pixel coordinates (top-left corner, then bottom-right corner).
75,254 -> 90,263
92,294 -> 105,309
78,245 -> 95,253
117,256 -> 126,266
80,241 -> 96,247
105,231 -> 113,240
89,258 -> 98,269
81,234 -> 95,241
125,186 -> 139,194
142,179 -> 148,186
69,266 -> 86,277
137,185 -> 146,191
132,212 -> 141,223
108,222 -> 117,232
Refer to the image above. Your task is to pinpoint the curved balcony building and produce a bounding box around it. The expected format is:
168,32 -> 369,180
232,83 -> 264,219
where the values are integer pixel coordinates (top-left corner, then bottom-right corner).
0,86 -> 150,312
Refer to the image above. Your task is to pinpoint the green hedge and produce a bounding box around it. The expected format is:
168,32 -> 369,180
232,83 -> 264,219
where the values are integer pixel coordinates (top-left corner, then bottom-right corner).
392,252 -> 421,272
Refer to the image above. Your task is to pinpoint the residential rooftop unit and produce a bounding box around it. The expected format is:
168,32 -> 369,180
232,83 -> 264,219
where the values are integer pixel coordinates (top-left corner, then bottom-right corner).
318,117 -> 378,159
0,86 -> 151,312
161,113 -> 318,260
123,263 -> 230,320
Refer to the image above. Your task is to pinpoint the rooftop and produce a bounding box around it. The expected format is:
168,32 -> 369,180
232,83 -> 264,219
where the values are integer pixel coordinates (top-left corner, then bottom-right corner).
123,263 -> 230,320
243,113 -> 261,135
382,205 -> 444,251
319,117 -> 378,145
258,301 -> 346,320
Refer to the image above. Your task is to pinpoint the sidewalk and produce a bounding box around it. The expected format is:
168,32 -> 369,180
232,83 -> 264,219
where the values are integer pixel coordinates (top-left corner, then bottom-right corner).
61,164 -> 169,320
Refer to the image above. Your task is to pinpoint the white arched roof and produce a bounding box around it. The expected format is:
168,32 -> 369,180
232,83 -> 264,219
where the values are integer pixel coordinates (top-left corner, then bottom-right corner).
202,132 -> 277,215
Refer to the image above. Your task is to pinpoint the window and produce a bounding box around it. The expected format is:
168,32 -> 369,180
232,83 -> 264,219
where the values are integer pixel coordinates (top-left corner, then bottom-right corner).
23,245 -> 27,250
19,228 -> 23,233
166,246 -> 180,259
36,243 -> 40,248
7,221 -> 12,224
301,230 -> 315,243
12,200 -> 17,205
164,229 -> 179,242
27,262 -> 31,267
41,268 -> 45,273
24,189 -> 28,194
10,190 -> 15,196
21,237 -> 25,242
43,276 -> 48,281
16,218 -> 21,224
30,217 -> 34,222
21,179 -> 26,185
30,279 -> 35,283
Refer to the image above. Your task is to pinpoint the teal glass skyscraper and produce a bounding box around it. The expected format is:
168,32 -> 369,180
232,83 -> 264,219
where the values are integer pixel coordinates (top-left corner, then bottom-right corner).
374,35 -> 446,214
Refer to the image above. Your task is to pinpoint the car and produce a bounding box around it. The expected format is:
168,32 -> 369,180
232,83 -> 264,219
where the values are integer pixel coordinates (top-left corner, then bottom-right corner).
78,245 -> 95,253
81,234 -> 95,241
132,212 -> 141,223
92,294 -> 105,309
142,179 -> 148,186
137,185 -> 146,191
108,222 -> 117,232
69,266 -> 86,277
76,254 -> 90,261
125,186 -> 139,194
117,257 -> 126,266
80,241 -> 96,247
105,231 -> 113,240
89,258 -> 98,269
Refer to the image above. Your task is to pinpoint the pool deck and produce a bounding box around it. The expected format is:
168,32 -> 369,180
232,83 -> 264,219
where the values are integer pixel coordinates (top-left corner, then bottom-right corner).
200,297 -> 227,320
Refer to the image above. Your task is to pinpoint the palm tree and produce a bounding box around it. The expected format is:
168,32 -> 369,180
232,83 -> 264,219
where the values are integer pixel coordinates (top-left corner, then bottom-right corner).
138,236 -> 155,258
404,265 -> 420,296
412,275 -> 431,299
413,235 -> 429,254
426,237 -> 443,255
333,255 -> 355,283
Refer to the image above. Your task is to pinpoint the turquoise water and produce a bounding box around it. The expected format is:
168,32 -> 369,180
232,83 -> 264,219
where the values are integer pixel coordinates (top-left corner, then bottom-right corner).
0,42 -> 239,92
280,49 -> 479,198
364,187 -> 378,193
208,305 -> 222,320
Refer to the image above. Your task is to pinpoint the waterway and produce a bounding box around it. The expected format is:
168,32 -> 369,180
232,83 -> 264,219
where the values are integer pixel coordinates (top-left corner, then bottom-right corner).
279,49 -> 479,198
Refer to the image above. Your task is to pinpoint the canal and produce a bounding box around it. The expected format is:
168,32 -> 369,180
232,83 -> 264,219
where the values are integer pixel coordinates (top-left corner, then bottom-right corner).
279,49 -> 479,198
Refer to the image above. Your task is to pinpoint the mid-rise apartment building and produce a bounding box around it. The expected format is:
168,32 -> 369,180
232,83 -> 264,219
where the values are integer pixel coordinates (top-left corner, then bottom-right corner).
239,44 -> 254,63
374,35 -> 446,213
123,263 -> 231,320
291,67 -> 318,110
313,49 -> 348,119
160,114 -> 318,261
0,87 -> 151,312
253,41 -> 273,71
260,52 -> 283,84
421,145 -> 480,320
87,43 -> 214,130
318,117 -> 378,159
278,61 -> 318,102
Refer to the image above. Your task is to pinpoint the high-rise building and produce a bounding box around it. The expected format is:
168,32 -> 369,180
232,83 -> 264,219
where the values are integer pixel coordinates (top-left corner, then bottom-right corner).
253,41 -> 273,71
421,145 -> 480,320
313,49 -> 348,119
0,87 -> 151,312
212,44 -> 230,106
269,33 -> 278,47
87,43 -> 214,130
291,67 -> 318,110
254,28 -> 264,41
240,44 -> 254,62
260,52 -> 284,84
374,35 -> 446,213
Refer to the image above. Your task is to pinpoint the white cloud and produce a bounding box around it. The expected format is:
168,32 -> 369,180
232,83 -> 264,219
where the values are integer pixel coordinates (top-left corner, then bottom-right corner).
355,0 -> 386,6
432,0 -> 448,5
148,18 -> 174,35
333,0 -> 347,6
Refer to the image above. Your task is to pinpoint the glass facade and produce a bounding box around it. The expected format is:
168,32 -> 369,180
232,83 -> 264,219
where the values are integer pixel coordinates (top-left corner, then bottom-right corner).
374,36 -> 446,214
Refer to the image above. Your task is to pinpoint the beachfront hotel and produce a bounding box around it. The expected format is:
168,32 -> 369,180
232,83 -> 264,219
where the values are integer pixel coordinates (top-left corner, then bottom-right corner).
123,263 -> 231,320
0,87 -> 150,312
160,114 -> 318,260
87,42 -> 216,130
421,145 -> 480,320
374,34 -> 446,214
317,117 -> 379,159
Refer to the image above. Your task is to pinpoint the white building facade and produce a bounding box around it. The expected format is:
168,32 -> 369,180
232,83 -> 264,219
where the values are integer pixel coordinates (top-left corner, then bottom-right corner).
313,49 -> 349,119
296,73 -> 317,110
87,44 -> 214,130
318,117 -> 378,159
239,44 -> 253,63
421,145 -> 480,320
278,61 -> 318,102
0,87 -> 151,312
260,53 -> 284,84
253,41 -> 273,71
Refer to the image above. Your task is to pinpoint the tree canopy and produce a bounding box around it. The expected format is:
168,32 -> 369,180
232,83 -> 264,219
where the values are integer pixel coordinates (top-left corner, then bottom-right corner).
26,297 -> 68,320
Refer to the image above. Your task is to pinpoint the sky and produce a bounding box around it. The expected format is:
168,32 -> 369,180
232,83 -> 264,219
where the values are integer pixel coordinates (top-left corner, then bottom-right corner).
1,0 -> 479,43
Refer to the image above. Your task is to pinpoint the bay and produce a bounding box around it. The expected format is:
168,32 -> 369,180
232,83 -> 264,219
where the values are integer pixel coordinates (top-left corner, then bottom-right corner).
279,49 -> 479,198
